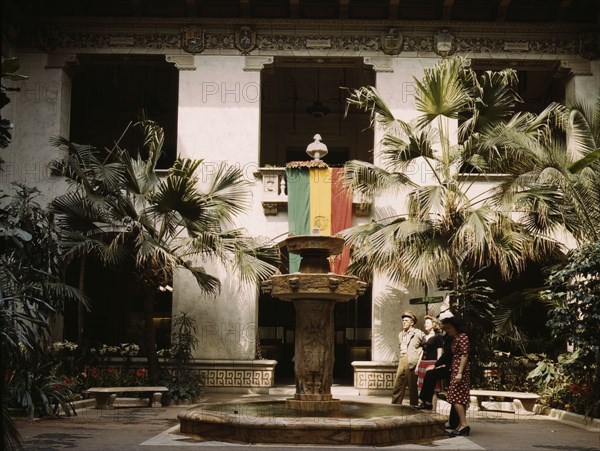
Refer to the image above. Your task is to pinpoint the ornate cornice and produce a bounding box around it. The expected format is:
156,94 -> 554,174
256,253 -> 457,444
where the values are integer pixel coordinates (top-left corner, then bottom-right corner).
14,20 -> 597,60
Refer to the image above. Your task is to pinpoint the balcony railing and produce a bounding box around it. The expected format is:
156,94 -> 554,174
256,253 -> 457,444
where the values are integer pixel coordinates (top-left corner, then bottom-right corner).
254,167 -> 371,217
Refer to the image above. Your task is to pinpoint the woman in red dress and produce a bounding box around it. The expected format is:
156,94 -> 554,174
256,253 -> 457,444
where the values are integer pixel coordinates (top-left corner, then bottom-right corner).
441,316 -> 471,436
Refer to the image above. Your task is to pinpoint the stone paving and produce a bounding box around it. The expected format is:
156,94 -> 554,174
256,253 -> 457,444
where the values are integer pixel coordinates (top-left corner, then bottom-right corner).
14,388 -> 600,451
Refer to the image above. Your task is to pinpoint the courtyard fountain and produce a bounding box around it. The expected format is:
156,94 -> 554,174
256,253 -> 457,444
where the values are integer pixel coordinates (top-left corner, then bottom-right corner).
178,234 -> 447,446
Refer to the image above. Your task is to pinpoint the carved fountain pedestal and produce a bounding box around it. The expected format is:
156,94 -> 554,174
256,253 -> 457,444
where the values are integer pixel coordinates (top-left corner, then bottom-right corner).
265,235 -> 366,411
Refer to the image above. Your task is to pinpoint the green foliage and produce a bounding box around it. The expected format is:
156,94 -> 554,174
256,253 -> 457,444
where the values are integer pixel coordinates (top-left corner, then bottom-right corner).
1,184 -> 84,451
170,313 -> 198,368
539,241 -> 600,417
451,271 -> 496,387
6,358 -> 76,419
479,353 -> 538,392
49,118 -> 279,381
160,312 -> 204,402
342,56 -> 563,290
527,352 -> 591,414
1,58 -> 28,155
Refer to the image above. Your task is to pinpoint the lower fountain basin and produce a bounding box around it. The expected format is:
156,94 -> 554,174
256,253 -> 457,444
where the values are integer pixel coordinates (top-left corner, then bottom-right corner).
178,401 -> 447,446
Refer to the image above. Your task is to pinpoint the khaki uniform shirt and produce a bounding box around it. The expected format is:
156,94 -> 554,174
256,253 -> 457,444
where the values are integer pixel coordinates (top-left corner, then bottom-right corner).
398,327 -> 425,368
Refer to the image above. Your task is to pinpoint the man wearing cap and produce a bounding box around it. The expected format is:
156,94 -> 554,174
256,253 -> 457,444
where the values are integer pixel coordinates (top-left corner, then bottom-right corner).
391,311 -> 425,405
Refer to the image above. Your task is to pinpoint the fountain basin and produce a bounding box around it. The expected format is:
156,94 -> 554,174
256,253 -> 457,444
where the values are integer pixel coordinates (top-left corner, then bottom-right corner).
178,401 -> 447,446
266,273 -> 366,302
282,235 -> 345,273
284,235 -> 345,255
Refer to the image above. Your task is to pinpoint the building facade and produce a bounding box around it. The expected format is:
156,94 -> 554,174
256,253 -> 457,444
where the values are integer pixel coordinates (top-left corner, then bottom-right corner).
2,0 -> 599,392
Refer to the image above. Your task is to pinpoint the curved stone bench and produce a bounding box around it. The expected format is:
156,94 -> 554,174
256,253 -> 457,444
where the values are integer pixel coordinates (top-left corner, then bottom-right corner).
470,389 -> 540,413
86,386 -> 169,409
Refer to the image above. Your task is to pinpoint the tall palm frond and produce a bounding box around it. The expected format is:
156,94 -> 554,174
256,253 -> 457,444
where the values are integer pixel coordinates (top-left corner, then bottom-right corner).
203,163 -> 252,222
345,86 -> 401,131
49,119 -> 279,381
557,96 -> 600,173
413,56 -> 472,127
342,160 -> 415,200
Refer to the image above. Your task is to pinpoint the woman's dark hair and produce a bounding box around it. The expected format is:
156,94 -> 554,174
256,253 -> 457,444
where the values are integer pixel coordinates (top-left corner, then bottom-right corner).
441,316 -> 464,333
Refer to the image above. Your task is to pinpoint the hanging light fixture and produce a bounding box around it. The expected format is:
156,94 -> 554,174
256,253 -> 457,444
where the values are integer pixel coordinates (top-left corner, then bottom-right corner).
306,67 -> 330,118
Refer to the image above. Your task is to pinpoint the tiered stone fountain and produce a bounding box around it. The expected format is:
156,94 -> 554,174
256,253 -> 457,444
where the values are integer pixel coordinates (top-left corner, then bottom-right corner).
178,235 -> 447,446
266,235 -> 367,412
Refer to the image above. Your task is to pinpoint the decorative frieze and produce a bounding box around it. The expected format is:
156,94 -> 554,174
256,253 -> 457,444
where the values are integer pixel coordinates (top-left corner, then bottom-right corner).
16,23 -> 593,61
257,35 -> 379,52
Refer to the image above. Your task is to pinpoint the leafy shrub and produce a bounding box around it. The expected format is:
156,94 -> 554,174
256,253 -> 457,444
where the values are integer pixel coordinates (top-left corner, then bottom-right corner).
540,241 -> 600,417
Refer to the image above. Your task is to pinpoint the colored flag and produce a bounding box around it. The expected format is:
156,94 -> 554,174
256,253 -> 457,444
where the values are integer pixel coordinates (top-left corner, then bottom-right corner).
286,166 -> 352,274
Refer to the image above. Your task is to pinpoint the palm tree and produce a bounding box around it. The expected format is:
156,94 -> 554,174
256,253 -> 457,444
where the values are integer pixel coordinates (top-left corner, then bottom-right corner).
341,56 -> 563,302
481,97 -> 600,244
49,119 -> 278,381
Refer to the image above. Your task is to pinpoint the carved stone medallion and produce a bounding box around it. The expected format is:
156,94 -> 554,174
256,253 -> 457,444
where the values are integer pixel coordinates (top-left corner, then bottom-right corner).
235,26 -> 256,54
380,28 -> 403,55
181,26 -> 205,54
434,29 -> 455,57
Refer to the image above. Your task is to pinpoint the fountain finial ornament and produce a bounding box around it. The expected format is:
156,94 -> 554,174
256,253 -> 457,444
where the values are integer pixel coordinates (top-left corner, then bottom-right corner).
306,134 -> 328,161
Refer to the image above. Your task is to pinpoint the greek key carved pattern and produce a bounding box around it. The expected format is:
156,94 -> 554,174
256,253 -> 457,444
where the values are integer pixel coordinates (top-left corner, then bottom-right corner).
201,369 -> 273,387
354,370 -> 395,389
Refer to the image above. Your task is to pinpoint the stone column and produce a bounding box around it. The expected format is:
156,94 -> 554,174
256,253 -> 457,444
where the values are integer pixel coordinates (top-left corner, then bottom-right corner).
170,55 -> 280,392
564,59 -> 598,102
1,53 -> 73,205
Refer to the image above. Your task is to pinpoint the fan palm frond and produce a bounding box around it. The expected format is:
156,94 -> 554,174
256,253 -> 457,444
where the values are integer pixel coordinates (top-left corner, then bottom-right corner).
342,160 -> 415,200
345,85 -> 400,131
413,56 -> 472,128
203,163 -> 252,222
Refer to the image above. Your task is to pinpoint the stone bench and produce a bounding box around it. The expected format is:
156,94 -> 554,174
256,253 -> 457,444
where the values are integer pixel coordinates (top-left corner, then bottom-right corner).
470,389 -> 540,413
86,386 -> 169,409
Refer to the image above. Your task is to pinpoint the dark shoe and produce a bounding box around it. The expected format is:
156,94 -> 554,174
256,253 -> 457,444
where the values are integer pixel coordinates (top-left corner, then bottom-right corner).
450,426 -> 471,436
444,423 -> 456,430
413,403 -> 433,410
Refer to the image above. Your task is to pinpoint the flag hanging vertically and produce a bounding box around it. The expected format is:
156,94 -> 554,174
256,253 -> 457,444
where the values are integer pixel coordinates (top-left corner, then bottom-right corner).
309,167 -> 332,236
330,168 -> 352,274
286,164 -> 352,274
286,167 -> 310,273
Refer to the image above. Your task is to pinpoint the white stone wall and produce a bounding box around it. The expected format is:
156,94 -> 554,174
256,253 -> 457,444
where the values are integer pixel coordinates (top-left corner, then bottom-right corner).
0,53 -> 70,205
173,260 -> 259,360
175,56 -> 288,360
565,60 -> 600,104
